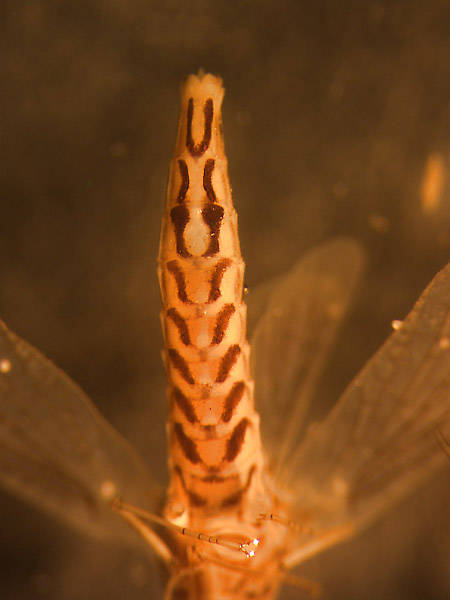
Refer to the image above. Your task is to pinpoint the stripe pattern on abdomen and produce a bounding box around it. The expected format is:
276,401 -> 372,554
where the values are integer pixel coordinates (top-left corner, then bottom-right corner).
158,74 -> 264,517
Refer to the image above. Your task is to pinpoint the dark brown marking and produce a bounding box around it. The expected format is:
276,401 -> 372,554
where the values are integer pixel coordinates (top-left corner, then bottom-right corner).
188,490 -> 208,507
206,464 -> 220,474
168,348 -> 195,385
200,384 -> 212,399
221,465 -> 256,508
224,417 -> 250,462
202,159 -> 217,203
211,303 -> 235,345
216,344 -> 241,383
174,466 -> 207,507
186,98 -> 213,157
173,422 -> 202,464
167,307 -> 191,346
197,472 -> 238,484
172,387 -> 197,424
170,205 -> 192,258
208,258 -> 232,303
201,425 -> 216,439
167,260 -> 189,303
221,381 -> 246,423
176,159 -> 189,204
202,203 -> 224,257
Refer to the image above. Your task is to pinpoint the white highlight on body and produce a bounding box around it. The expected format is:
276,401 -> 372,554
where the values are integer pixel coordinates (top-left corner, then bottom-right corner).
240,538 -> 260,558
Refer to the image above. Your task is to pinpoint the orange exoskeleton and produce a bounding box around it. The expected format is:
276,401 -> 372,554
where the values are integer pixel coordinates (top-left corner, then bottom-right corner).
0,72 -> 449,600
157,72 -> 292,598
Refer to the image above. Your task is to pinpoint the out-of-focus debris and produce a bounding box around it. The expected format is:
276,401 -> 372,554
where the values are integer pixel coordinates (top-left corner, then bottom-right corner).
368,213 -> 390,234
421,153 -> 444,215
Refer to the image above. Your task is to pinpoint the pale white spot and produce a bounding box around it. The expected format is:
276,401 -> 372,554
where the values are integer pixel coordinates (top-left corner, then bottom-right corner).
391,319 -> 403,331
0,358 -> 11,374
195,328 -> 210,349
184,208 -> 210,256
439,336 -> 450,349
100,480 -> 117,500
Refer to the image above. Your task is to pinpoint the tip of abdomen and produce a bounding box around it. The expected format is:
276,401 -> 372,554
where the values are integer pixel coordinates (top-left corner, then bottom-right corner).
175,72 -> 225,159
182,71 -> 224,103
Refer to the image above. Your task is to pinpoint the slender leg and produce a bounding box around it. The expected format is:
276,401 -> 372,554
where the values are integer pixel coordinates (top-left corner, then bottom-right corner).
112,501 -> 173,565
257,512 -> 315,535
281,572 -> 322,599
194,549 -> 321,598
112,498 -> 259,557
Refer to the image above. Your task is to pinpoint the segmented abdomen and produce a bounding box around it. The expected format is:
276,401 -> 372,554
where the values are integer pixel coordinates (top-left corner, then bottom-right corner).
158,74 -> 263,515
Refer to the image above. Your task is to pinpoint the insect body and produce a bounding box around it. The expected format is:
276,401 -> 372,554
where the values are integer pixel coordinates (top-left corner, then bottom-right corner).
159,74 -> 265,516
0,73 -> 449,600
157,73 -> 292,598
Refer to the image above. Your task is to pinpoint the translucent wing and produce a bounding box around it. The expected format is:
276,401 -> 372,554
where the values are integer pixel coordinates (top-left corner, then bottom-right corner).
250,238 -> 364,479
0,319 -> 162,539
286,262 -> 450,562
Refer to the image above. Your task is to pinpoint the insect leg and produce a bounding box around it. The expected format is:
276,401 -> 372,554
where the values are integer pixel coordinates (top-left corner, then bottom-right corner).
194,549 -> 321,598
257,512 -> 315,535
113,498 -> 260,557
280,571 -> 322,599
112,500 -> 172,565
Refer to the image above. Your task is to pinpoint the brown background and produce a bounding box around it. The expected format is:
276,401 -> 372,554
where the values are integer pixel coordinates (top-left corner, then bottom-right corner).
0,1 -> 449,598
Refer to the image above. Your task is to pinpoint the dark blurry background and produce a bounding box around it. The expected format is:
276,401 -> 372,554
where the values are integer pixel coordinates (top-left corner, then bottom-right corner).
0,1 -> 449,599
